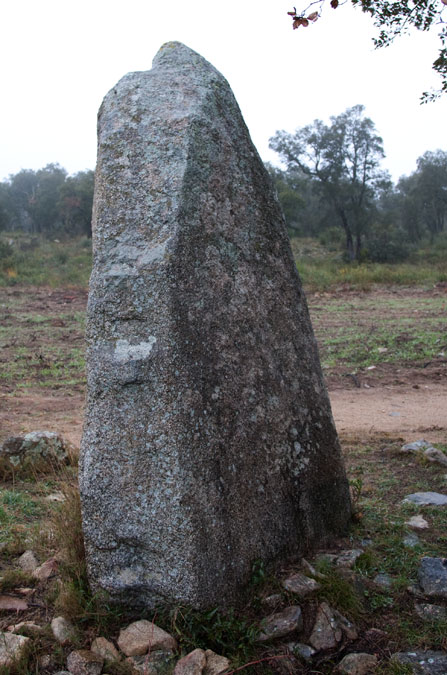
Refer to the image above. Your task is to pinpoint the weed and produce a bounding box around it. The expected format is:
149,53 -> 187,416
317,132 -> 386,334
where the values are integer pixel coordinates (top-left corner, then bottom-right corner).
0,569 -> 36,593
315,565 -> 364,621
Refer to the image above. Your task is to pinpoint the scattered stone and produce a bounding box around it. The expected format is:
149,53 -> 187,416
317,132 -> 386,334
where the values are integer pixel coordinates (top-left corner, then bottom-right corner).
261,593 -> 282,609
39,654 -> 53,669
404,533 -> 420,548
51,616 -> 78,645
335,652 -> 378,674
90,637 -> 120,662
419,558 -> 447,598
33,556 -> 58,580
7,621 -> 44,637
360,538 -> 373,547
301,558 -> 324,579
0,431 -> 72,476
391,650 -> 447,673
424,447 -> 447,468
415,603 -> 447,621
79,40 -> 351,611
126,651 -> 175,674
203,649 -> 230,675
282,572 -> 321,597
46,492 -> 66,502
333,609 -> 358,641
403,492 -> 447,506
335,549 -> 363,568
0,631 -> 30,668
363,628 -> 389,646
257,606 -> 303,642
173,649 -> 206,674
407,515 -> 429,530
374,573 -> 392,589
117,620 -> 177,656
17,550 -> 39,572
0,594 -> 28,611
309,602 -> 357,651
401,440 -> 433,453
66,649 -> 103,675
337,568 -> 369,596
286,642 -> 316,662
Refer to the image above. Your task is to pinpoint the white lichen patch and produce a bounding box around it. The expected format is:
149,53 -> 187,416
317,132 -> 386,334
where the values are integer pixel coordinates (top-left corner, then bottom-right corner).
114,338 -> 156,363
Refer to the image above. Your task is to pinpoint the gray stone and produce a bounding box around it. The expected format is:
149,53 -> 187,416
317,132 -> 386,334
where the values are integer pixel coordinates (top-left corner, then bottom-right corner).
0,431 -> 72,476
404,533 -> 421,548
415,603 -> 447,621
117,620 -> 177,656
90,637 -> 120,662
418,557 -> 447,598
173,649 -> 206,674
335,549 -> 363,568
403,492 -> 447,506
126,651 -> 175,674
309,602 -> 357,651
66,650 -> 103,675
406,515 -> 429,530
17,550 -> 39,572
0,631 -> 30,668
257,606 -> 303,642
51,616 -> 78,645
286,642 -> 316,662
391,650 -> 447,673
79,40 -> 351,610
261,593 -> 282,609
204,650 -> 231,675
335,652 -> 378,674
424,447 -> 447,467
401,439 -> 433,453
282,572 -> 320,597
374,572 -> 392,589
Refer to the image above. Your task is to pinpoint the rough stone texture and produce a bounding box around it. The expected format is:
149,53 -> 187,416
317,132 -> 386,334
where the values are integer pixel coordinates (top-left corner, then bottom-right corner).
257,606 -> 303,642
0,631 -> 30,668
79,40 -> 351,610
282,572 -> 320,597
404,533 -> 420,548
17,550 -> 39,572
309,602 -> 357,651
407,515 -> 429,530
401,440 -> 432,453
424,447 -> 447,467
335,549 -> 363,568
173,649 -> 207,675
403,492 -> 447,506
66,649 -> 103,675
117,620 -> 177,656
415,603 -> 447,621
51,616 -> 78,645
391,650 -> 447,673
373,572 -> 392,589
0,431 -> 71,476
203,649 -> 231,674
33,556 -> 58,580
335,652 -> 378,674
126,651 -> 175,674
90,637 -> 120,662
418,557 -> 447,598
286,642 -> 316,662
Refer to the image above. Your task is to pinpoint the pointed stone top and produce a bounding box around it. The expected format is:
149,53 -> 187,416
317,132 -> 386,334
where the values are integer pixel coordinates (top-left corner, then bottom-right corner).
152,41 -> 217,74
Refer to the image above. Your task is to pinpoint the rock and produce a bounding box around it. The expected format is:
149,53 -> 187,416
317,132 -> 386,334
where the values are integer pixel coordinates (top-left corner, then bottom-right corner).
173,649 -> 207,674
407,515 -> 429,530
404,533 -> 421,548
418,557 -> 447,598
204,649 -> 231,674
286,642 -> 316,662
424,447 -> 447,467
51,616 -> 78,645
403,492 -> 447,506
401,440 -> 433,453
257,606 -> 303,642
117,620 -> 177,656
7,621 -> 44,637
415,603 -> 447,621
335,549 -> 363,568
17,550 -> 39,572
0,631 -> 30,668
391,650 -> 447,673
33,556 -> 58,580
79,40 -> 351,611
309,602 -> 357,651
282,572 -> 321,597
126,651 -> 175,674
335,652 -> 378,674
374,572 -> 392,589
46,492 -> 66,502
90,637 -> 120,662
66,649 -> 103,675
0,431 -> 72,476
261,593 -> 282,609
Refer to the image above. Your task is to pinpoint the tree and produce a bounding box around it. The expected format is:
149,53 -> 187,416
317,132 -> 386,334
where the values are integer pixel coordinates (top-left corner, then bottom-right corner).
270,105 -> 387,260
58,170 -> 94,236
287,0 -> 447,100
415,150 -> 447,239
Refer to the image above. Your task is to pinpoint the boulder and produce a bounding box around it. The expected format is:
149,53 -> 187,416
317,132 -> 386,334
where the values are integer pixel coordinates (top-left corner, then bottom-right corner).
79,40 -> 351,610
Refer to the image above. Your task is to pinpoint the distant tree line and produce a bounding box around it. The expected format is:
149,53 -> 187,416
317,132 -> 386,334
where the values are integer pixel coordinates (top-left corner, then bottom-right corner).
0,164 -> 94,237
269,105 -> 447,262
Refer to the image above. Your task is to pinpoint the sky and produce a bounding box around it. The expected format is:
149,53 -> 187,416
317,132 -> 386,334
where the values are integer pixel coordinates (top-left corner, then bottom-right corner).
0,0 -> 446,184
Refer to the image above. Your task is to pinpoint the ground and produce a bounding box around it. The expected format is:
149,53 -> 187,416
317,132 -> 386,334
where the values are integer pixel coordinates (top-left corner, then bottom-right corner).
1,285 -> 445,447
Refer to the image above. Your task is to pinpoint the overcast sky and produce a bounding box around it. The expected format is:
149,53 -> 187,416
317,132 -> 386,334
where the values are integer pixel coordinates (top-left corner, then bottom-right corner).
1,0 -> 446,183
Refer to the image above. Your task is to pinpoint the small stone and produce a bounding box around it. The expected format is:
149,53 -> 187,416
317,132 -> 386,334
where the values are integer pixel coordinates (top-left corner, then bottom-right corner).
46,492 -> 66,502
335,550 -> 363,568
39,654 -> 53,669
403,533 -> 420,548
0,631 -> 30,668
374,573 -> 392,589
173,648 -> 207,674
91,637 -> 120,662
33,556 -> 58,580
0,431 -> 72,476
419,557 -> 447,598
7,621 -> 44,637
126,651 -> 175,674
407,515 -> 429,530
401,440 -> 433,453
282,572 -> 321,597
66,649 -> 103,675
415,603 -> 447,621
286,642 -> 316,662
51,616 -> 78,645
333,610 -> 358,641
17,550 -> 39,572
424,447 -> 447,467
335,652 -> 378,674
309,602 -> 342,650
391,649 -> 447,673
204,649 -> 231,675
118,620 -> 177,656
403,492 -> 447,506
257,606 -> 303,642
261,593 -> 282,609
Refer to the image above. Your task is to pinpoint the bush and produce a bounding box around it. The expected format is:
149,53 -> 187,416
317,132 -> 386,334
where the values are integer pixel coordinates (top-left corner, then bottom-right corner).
364,224 -> 411,263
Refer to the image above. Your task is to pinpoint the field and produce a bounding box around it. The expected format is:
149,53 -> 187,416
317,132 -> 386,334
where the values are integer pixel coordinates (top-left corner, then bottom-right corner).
0,240 -> 447,673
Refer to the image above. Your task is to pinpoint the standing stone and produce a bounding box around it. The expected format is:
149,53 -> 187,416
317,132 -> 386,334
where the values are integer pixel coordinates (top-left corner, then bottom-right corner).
79,41 -> 351,610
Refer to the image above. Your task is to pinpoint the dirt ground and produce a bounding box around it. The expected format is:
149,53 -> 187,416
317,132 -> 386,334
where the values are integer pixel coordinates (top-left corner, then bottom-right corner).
0,286 -> 446,447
